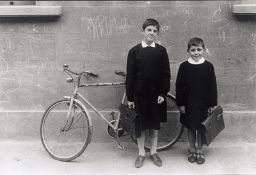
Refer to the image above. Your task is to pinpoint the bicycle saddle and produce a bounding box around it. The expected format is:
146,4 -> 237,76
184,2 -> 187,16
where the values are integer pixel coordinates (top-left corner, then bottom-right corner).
114,70 -> 126,77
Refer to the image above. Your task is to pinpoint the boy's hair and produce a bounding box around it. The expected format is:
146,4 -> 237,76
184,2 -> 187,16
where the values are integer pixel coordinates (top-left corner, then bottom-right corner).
187,37 -> 206,52
142,18 -> 160,32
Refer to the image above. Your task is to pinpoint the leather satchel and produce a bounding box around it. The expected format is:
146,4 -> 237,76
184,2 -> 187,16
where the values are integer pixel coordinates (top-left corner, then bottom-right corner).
202,105 -> 225,145
119,103 -> 138,139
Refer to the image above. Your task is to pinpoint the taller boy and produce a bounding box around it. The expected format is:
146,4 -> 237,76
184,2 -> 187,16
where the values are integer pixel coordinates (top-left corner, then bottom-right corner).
126,18 -> 171,168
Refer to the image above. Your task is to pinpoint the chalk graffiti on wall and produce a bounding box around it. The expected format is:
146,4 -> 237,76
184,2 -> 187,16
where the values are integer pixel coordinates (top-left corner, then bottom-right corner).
212,4 -> 230,42
0,56 -> 20,103
0,33 -> 59,109
86,16 -> 130,38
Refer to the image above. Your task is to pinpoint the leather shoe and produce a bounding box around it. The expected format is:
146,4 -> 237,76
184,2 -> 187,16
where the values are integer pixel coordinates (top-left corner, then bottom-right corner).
196,153 -> 205,164
150,153 -> 162,167
135,155 -> 145,168
188,151 -> 197,163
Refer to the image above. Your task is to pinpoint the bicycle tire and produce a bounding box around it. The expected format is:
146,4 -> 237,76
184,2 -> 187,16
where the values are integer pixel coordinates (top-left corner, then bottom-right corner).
40,99 -> 92,162
144,95 -> 184,152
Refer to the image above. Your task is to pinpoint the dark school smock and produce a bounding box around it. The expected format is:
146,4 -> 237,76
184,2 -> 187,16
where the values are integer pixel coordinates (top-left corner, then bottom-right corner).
126,43 -> 171,133
176,60 -> 217,130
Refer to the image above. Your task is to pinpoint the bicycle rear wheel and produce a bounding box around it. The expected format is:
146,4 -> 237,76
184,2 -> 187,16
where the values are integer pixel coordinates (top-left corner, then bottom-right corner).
40,99 -> 92,162
144,95 -> 184,152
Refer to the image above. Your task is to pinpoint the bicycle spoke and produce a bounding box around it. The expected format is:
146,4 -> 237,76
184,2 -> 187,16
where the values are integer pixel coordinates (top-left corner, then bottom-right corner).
43,129 -> 62,140
70,112 -> 87,130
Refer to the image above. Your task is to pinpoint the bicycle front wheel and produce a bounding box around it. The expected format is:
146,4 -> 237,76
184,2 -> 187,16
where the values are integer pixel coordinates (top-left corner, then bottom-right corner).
144,95 -> 184,152
40,99 -> 92,162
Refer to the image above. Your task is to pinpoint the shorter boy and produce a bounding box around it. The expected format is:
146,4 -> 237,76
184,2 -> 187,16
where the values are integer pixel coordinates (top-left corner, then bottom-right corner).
176,37 -> 218,164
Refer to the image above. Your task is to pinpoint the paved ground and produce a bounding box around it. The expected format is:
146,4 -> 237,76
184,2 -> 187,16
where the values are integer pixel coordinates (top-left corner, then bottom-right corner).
1,139 -> 256,175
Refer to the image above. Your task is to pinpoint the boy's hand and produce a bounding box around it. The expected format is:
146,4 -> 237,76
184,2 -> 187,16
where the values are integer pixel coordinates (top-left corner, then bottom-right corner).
208,106 -> 217,114
157,96 -> 164,104
178,106 -> 186,114
127,101 -> 135,109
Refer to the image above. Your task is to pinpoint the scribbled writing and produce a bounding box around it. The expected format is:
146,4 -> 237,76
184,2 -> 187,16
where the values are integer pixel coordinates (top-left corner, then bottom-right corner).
86,16 -> 130,38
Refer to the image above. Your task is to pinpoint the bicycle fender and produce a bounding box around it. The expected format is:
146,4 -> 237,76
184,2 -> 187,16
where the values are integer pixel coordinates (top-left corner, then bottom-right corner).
63,96 -> 93,143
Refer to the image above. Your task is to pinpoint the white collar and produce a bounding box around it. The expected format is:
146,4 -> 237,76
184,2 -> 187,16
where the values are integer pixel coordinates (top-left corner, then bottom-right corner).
141,41 -> 156,48
188,57 -> 205,64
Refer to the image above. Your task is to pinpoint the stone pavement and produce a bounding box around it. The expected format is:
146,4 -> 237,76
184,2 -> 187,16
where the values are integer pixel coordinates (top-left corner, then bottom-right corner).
1,139 -> 256,175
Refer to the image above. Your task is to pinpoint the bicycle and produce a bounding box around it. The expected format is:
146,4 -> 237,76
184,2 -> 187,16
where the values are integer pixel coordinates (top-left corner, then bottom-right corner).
40,64 -> 184,162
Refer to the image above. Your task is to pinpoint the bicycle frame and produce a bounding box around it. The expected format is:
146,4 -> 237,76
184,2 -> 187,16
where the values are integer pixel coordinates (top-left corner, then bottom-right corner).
64,76 -> 126,135
63,64 -> 126,136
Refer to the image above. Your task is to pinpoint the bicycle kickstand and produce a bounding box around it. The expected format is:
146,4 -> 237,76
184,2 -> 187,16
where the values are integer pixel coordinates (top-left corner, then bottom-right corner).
114,130 -> 124,149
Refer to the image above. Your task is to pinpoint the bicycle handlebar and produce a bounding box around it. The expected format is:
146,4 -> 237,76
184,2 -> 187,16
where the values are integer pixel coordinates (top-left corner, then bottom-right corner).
63,64 -> 99,86
63,64 -> 99,77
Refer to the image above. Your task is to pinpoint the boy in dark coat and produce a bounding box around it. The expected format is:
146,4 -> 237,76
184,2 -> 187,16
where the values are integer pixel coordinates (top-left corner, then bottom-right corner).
176,37 -> 218,164
126,18 -> 170,168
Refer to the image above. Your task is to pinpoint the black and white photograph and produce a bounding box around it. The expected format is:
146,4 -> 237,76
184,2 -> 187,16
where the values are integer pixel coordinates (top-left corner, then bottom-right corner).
0,1 -> 256,175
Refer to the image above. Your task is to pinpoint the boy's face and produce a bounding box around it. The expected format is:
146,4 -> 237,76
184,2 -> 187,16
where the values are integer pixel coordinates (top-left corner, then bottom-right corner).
143,25 -> 158,44
188,45 -> 205,62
